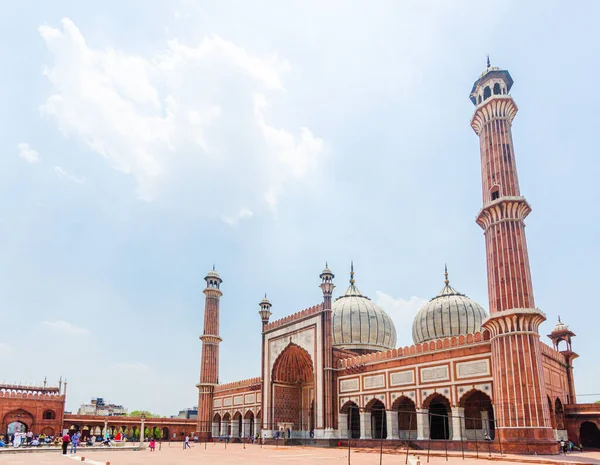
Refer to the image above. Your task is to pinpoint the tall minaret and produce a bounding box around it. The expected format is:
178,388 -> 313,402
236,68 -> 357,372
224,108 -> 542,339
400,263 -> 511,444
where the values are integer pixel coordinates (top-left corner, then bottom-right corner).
196,267 -> 223,441
471,62 -> 555,451
319,263 -> 335,434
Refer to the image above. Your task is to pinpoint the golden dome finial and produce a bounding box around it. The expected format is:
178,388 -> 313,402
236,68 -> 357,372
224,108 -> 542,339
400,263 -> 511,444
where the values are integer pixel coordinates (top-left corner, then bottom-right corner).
444,263 -> 449,286
350,261 -> 355,285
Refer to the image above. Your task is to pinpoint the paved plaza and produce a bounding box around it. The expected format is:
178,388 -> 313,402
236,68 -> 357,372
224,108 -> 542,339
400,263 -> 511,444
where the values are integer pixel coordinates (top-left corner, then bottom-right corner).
1,444 -> 599,465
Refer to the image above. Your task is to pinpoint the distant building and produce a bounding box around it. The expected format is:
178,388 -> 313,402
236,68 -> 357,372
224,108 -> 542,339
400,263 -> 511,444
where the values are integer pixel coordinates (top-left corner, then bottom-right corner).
177,407 -> 198,419
77,397 -> 127,416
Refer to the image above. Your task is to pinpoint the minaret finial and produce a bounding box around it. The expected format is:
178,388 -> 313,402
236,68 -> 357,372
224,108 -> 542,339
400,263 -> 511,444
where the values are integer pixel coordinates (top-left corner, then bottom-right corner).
212,264 -> 215,271
350,261 -> 355,285
486,54 -> 491,68
444,263 -> 449,285
558,314 -> 561,323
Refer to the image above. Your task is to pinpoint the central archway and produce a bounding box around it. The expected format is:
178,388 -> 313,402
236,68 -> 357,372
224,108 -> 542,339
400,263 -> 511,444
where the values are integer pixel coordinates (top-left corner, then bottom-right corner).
392,396 -> 417,439
271,343 -> 314,436
366,399 -> 387,439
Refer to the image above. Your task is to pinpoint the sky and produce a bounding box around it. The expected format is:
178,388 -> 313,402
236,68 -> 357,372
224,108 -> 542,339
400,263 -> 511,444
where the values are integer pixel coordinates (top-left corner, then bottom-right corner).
0,0 -> 599,416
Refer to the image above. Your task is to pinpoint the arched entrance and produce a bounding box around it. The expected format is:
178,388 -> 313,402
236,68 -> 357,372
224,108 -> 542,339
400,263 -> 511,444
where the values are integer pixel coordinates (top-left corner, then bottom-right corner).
581,421 -> 600,448
271,343 -> 314,436
162,427 -> 170,440
555,398 -> 565,431
340,401 -> 360,439
392,396 -> 417,439
212,413 -> 221,438
426,394 -> 450,440
233,412 -> 242,438
222,413 -> 231,437
3,409 -> 33,440
460,390 -> 495,440
547,396 -> 556,430
244,410 -> 255,438
367,399 -> 387,439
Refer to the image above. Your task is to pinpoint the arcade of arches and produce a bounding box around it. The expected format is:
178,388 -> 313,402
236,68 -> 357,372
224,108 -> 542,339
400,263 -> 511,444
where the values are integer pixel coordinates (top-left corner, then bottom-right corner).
212,410 -> 260,438
338,390 -> 495,441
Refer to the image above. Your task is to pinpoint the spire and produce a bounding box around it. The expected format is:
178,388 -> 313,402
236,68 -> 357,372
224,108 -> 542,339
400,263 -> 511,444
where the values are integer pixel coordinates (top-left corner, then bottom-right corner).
212,264 -> 215,271
558,315 -> 562,324
486,54 -> 491,68
444,263 -> 449,285
350,261 -> 355,285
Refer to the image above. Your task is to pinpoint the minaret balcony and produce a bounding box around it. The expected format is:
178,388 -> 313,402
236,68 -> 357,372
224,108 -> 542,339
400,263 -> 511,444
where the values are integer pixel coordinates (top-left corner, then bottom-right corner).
475,196 -> 532,230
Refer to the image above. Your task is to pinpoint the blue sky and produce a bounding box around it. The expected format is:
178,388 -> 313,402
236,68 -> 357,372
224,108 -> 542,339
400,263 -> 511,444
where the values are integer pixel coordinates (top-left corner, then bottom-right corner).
0,1 -> 598,415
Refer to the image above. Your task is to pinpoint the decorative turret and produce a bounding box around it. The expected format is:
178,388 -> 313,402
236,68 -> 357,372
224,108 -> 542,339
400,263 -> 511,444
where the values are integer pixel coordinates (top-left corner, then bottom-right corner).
258,294 -> 272,330
548,317 -> 578,403
319,262 -> 335,299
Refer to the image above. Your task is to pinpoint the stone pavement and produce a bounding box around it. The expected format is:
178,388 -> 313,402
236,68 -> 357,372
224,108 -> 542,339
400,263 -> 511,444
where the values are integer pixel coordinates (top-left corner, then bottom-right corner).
0,443 -> 598,465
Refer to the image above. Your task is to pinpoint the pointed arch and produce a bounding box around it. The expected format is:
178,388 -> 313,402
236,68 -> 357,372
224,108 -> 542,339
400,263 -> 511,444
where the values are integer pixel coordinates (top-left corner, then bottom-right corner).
424,393 -> 450,440
366,399 -> 387,439
340,400 -> 360,439
271,342 -> 314,384
392,396 -> 417,439
459,389 -> 495,440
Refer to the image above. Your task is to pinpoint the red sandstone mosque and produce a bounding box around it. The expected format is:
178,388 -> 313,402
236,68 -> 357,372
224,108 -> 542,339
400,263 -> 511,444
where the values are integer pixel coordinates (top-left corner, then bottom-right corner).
194,63 -> 600,453
2,63 -> 599,454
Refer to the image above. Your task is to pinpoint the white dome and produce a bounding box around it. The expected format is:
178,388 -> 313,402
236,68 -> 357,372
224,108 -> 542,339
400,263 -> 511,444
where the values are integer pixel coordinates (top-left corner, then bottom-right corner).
332,267 -> 397,352
412,269 -> 487,344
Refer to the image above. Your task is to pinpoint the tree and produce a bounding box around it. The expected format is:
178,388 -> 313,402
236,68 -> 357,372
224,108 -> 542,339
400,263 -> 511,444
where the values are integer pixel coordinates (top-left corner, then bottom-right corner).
129,410 -> 158,418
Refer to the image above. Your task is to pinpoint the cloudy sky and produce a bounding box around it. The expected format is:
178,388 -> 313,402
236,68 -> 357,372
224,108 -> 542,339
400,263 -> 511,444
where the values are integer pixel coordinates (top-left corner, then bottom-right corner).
1,0 -> 599,415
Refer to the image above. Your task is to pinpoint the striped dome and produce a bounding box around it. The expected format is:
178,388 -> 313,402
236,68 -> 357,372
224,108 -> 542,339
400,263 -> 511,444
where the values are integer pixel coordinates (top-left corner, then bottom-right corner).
332,266 -> 397,352
412,268 -> 487,344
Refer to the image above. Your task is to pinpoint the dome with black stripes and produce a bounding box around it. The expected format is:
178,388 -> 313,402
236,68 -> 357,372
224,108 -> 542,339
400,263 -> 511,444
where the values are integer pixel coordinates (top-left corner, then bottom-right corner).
412,266 -> 488,344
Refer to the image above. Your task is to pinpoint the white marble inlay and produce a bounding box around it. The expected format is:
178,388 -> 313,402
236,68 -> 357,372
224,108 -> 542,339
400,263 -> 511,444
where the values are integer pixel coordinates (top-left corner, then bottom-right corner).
213,399 -> 222,408
340,378 -> 359,393
421,365 -> 449,382
244,393 -> 256,404
223,397 -> 232,407
234,395 -> 243,405
364,374 -> 385,389
456,360 -> 490,378
390,370 -> 414,386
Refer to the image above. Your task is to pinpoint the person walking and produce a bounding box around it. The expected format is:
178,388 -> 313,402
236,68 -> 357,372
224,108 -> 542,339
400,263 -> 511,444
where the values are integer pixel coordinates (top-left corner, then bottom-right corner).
183,435 -> 191,449
149,438 -> 156,451
70,432 -> 80,454
61,433 -> 70,455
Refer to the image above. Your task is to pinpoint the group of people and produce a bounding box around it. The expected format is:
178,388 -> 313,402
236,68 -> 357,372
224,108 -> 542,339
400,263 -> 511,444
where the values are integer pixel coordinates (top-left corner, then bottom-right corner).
559,439 -> 583,454
0,431 -> 56,448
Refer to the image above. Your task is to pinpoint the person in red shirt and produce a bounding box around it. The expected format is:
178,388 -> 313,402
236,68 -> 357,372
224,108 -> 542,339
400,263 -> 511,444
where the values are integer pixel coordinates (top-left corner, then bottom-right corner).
61,434 -> 70,455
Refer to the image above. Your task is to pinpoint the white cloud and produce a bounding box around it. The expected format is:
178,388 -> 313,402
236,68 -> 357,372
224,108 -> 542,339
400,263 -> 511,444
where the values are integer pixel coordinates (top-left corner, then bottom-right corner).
222,208 -> 253,226
42,320 -> 89,335
39,18 -> 323,219
17,143 -> 39,164
114,362 -> 153,375
0,342 -> 14,356
53,166 -> 85,184
376,291 -> 428,345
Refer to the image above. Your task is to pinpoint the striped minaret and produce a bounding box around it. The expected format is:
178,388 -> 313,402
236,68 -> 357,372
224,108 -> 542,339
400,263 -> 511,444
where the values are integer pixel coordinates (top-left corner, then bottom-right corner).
471,62 -> 555,452
196,267 -> 223,441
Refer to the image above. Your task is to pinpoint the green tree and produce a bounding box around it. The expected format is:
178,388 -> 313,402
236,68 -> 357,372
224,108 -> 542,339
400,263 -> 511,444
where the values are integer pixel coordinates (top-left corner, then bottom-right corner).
129,410 -> 157,418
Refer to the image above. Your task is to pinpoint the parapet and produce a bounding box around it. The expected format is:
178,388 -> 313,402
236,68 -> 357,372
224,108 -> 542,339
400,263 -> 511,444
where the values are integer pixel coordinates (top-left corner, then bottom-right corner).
264,304 -> 323,332
338,331 -> 491,369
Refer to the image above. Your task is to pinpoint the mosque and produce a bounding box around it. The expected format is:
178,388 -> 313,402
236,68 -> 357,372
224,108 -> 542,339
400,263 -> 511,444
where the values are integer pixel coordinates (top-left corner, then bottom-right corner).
195,64 -> 600,454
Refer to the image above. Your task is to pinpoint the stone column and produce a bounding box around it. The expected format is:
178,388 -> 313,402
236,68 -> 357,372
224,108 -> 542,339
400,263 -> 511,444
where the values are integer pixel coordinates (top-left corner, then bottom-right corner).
241,419 -> 250,438
254,417 -> 261,438
387,411 -> 399,439
451,407 -> 465,441
338,413 -> 348,438
416,409 -> 429,440
480,410 -> 490,438
220,421 -> 228,437
359,412 -> 371,439
231,420 -> 239,438
140,418 -> 145,446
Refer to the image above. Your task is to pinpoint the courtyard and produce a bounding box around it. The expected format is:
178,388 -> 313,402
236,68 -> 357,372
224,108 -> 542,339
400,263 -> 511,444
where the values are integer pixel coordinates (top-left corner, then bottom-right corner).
1,443 -> 599,465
